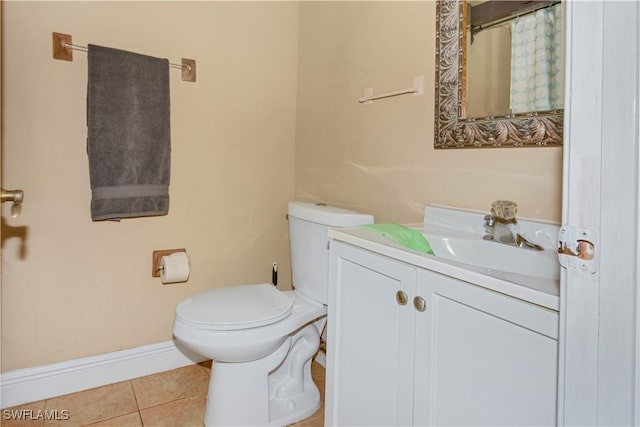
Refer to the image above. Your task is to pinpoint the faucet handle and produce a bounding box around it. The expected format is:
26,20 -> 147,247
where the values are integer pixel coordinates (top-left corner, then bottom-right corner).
491,200 -> 518,221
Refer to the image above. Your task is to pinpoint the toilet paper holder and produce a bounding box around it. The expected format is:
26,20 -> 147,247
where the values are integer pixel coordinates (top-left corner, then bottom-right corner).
152,248 -> 186,277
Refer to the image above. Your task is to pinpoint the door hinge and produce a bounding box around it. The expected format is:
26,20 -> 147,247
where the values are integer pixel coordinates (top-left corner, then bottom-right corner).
558,225 -> 597,274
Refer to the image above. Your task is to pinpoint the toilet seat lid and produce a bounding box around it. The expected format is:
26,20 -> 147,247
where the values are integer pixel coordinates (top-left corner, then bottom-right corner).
176,283 -> 294,330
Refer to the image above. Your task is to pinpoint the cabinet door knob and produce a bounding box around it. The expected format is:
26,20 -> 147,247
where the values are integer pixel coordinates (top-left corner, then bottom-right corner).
396,290 -> 408,305
414,296 -> 427,312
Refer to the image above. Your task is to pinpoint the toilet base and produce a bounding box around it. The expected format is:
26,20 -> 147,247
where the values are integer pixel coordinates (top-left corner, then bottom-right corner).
268,322 -> 322,425
204,322 -> 322,427
269,372 -> 320,426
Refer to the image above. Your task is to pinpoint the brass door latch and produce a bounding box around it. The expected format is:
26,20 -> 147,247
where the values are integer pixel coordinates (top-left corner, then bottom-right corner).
1,188 -> 24,218
558,226 -> 597,274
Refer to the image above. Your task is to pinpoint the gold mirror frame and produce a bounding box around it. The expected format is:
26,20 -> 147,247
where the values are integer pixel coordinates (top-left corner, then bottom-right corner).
434,0 -> 563,149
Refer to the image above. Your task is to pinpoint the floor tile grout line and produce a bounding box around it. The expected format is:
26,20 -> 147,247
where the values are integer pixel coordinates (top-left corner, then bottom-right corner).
78,409 -> 140,427
135,389 -> 209,413
137,392 -> 208,414
128,380 -> 143,412
130,364 -> 210,412
39,380 -> 140,427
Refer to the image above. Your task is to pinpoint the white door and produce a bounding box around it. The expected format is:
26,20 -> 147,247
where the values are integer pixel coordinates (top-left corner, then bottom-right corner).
560,1 -> 639,425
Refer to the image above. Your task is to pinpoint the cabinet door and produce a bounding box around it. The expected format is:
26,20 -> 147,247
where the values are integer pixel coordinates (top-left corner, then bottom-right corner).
326,241 -> 417,426
414,269 -> 559,427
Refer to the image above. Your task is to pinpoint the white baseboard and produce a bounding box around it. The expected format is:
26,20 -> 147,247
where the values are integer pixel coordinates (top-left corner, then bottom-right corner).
0,340 -> 205,409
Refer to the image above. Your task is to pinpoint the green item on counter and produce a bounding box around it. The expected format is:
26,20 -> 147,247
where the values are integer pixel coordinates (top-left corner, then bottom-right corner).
360,223 -> 435,255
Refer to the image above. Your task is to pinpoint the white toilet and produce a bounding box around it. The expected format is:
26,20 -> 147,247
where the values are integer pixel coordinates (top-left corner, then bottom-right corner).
173,201 -> 373,426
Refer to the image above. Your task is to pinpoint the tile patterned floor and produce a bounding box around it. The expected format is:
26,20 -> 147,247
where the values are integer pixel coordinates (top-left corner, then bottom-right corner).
1,361 -> 325,427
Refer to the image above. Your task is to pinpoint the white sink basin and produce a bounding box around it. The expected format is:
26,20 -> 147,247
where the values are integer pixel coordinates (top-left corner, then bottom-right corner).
420,228 -> 560,281
329,205 -> 561,310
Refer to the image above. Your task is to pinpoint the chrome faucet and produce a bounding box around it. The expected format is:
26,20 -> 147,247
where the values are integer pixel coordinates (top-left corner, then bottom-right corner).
483,201 -> 543,251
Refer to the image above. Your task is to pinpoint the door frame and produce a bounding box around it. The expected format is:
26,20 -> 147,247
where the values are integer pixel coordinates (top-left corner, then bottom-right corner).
560,1 -> 639,425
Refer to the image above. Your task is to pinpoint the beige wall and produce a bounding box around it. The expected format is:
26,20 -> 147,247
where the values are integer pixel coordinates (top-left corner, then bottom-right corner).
466,25 -> 512,117
1,0 -> 563,374
1,1 -> 299,371
295,1 -> 562,224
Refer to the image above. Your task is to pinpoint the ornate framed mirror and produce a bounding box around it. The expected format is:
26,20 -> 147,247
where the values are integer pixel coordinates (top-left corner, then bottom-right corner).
434,0 -> 563,149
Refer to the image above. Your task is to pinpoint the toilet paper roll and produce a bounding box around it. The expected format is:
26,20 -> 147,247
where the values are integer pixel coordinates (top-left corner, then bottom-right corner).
161,252 -> 190,284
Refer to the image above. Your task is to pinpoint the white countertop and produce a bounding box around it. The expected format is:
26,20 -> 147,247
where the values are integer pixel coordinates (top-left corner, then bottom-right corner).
329,227 -> 560,311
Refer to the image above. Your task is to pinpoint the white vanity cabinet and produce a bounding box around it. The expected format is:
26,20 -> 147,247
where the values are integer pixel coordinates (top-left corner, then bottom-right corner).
326,240 -> 559,426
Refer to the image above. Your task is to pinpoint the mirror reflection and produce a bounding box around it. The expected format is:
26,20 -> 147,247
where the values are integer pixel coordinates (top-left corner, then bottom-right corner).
434,0 -> 563,148
465,1 -> 564,118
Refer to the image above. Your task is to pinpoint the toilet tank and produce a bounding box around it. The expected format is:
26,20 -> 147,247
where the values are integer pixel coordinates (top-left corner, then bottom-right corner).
288,201 -> 374,304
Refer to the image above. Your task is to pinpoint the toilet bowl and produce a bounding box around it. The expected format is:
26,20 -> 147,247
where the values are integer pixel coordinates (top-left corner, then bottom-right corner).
173,201 -> 373,426
175,286 -> 327,425
174,284 -> 326,362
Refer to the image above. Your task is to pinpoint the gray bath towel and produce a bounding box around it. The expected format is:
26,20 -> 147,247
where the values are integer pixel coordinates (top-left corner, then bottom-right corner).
87,44 -> 171,221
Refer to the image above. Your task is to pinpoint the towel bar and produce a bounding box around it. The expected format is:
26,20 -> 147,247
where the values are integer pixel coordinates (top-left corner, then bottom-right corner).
52,32 -> 197,83
359,75 -> 424,104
